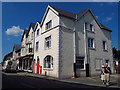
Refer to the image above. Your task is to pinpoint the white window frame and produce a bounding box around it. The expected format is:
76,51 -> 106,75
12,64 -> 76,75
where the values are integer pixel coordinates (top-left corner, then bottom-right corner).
88,38 -> 95,48
90,24 -> 94,32
45,36 -> 51,49
103,41 -> 107,51
37,29 -> 39,36
36,41 -> 39,52
21,48 -> 23,56
26,44 -> 29,54
46,20 -> 52,31
85,22 -> 95,32
43,56 -> 53,69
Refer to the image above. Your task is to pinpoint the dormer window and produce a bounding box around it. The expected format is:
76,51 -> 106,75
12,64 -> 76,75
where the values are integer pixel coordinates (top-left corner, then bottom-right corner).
90,24 -> 94,32
37,29 -> 39,36
46,20 -> 52,30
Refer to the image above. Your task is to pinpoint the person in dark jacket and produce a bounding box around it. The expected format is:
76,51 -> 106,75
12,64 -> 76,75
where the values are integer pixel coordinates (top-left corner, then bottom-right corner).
104,63 -> 111,86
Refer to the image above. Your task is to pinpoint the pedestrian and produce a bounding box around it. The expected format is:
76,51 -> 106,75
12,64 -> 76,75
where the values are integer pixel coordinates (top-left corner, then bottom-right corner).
101,64 -> 105,85
104,63 -> 111,86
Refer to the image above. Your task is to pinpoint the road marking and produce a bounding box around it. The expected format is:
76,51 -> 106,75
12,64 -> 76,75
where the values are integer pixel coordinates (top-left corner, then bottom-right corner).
88,77 -> 97,82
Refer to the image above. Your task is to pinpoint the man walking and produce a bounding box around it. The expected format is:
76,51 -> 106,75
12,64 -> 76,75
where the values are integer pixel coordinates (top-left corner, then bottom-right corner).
104,63 -> 111,86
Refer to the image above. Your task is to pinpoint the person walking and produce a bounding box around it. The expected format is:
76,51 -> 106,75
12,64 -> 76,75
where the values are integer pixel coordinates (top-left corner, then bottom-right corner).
101,64 -> 105,85
104,63 -> 111,87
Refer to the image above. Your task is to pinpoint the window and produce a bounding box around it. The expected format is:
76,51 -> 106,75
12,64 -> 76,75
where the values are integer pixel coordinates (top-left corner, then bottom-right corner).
31,32 -> 33,40
37,29 -> 39,36
26,44 -> 29,54
46,20 -> 52,30
76,57 -> 85,70
103,41 -> 107,51
88,38 -> 95,48
36,41 -> 39,52
21,48 -> 23,56
45,36 -> 51,49
95,59 -> 102,70
106,60 -> 109,64
90,24 -> 94,32
44,55 -> 53,69
85,22 -> 94,32
85,22 -> 88,30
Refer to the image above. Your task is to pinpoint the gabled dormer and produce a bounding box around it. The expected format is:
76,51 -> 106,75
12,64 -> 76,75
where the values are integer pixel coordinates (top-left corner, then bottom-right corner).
34,21 -> 41,38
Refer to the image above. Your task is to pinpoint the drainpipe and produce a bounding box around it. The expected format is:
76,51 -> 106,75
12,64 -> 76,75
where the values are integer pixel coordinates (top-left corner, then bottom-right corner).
73,18 -> 76,77
83,15 -> 89,77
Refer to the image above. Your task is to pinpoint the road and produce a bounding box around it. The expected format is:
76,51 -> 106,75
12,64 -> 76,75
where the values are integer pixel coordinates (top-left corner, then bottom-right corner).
2,72 -> 109,89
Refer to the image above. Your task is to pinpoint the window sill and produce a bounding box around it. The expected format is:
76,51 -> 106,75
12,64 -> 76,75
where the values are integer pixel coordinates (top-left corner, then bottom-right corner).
45,47 -> 51,50
43,68 -> 53,71
88,47 -> 96,50
103,50 -> 108,52
76,69 -> 86,71
86,30 -> 95,33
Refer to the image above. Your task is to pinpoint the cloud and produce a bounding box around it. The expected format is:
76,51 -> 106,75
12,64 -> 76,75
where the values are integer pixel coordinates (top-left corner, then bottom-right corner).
103,17 -> 112,22
6,26 -> 24,36
96,16 -> 99,19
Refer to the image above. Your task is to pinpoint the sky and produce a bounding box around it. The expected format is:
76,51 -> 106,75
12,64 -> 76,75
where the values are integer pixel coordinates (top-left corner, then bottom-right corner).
1,2 -> 118,62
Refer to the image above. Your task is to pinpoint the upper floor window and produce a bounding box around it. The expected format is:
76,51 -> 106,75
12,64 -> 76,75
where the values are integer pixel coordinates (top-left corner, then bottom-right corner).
45,36 -> 51,49
85,22 -> 88,30
21,48 -> 23,56
90,24 -> 94,32
26,44 -> 29,54
37,29 -> 39,36
36,41 -> 39,52
46,20 -> 52,30
88,38 -> 95,48
31,32 -> 33,40
103,41 -> 107,51
85,22 -> 95,32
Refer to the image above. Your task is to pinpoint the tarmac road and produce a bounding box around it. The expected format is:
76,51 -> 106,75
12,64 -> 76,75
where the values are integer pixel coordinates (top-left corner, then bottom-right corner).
2,72 -> 108,89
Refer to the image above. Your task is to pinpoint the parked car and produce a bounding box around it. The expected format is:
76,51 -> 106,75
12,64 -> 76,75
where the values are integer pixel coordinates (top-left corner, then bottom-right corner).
3,60 -> 18,72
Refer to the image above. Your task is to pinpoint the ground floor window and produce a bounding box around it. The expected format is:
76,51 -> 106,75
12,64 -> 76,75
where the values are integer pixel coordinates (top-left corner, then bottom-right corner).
44,55 -> 53,69
95,59 -> 102,70
76,56 -> 85,70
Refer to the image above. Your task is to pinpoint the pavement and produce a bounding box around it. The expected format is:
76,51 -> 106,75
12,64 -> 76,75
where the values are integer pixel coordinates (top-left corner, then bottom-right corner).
8,71 -> 119,88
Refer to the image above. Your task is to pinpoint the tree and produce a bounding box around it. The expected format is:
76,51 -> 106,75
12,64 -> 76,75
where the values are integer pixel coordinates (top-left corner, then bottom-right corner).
112,47 -> 120,61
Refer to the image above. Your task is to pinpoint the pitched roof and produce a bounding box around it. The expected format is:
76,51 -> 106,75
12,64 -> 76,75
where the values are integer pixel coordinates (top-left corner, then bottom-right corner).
13,44 -> 21,52
30,23 -> 36,29
100,24 -> 112,32
50,5 -> 112,32
21,29 -> 28,42
49,5 -> 76,20
41,5 -> 112,32
37,21 -> 41,24
26,22 -> 36,38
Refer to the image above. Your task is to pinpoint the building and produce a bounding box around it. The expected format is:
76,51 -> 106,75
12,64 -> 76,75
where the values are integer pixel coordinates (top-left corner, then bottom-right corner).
33,5 -> 114,78
20,23 -> 35,71
12,44 -> 21,61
